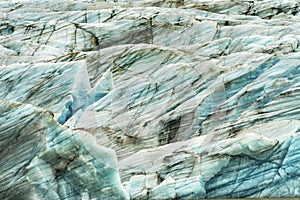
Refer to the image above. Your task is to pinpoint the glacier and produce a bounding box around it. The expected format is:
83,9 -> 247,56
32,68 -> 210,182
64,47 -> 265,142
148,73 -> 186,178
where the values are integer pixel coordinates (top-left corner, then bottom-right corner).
1,0 -> 300,199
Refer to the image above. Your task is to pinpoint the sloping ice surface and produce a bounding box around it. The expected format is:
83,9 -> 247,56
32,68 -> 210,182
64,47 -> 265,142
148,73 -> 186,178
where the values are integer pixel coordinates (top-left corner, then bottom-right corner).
1,0 -> 300,199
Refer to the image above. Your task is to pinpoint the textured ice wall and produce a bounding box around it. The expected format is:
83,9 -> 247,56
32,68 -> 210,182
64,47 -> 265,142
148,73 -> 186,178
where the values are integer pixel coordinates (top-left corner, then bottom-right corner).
1,0 -> 300,199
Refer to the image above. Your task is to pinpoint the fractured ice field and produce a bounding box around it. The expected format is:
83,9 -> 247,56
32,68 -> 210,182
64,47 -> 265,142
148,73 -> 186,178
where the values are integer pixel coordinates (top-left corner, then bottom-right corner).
1,0 -> 300,199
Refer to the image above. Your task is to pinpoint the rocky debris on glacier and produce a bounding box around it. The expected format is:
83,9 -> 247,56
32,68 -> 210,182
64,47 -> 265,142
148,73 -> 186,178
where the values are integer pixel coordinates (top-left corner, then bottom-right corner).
1,0 -> 300,199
